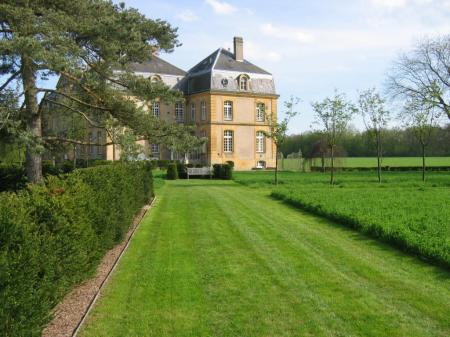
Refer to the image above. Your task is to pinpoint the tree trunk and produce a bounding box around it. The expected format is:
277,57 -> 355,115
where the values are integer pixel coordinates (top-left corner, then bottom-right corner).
330,145 -> 334,185
22,55 -> 43,183
376,131 -> 381,183
275,146 -> 278,186
422,143 -> 426,182
321,153 -> 325,172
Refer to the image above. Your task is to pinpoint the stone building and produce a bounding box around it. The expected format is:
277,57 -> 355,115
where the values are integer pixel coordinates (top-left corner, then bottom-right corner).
44,37 -> 279,170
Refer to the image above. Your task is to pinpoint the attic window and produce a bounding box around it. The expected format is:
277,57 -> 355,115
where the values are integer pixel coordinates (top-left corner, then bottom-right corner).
150,75 -> 162,83
239,74 -> 249,91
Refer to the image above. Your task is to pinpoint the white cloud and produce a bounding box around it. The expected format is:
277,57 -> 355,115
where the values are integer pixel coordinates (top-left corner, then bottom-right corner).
205,0 -> 237,15
371,0 -> 409,9
260,23 -> 315,43
176,10 -> 198,22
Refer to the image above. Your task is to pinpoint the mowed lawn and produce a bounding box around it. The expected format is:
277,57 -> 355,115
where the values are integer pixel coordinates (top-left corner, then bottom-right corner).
80,180 -> 450,337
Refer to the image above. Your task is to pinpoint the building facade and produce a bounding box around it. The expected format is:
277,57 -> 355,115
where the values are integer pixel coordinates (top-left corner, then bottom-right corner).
45,37 -> 278,170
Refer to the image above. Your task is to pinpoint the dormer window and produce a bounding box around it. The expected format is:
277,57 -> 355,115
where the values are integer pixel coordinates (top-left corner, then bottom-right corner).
238,74 -> 249,91
150,75 -> 162,83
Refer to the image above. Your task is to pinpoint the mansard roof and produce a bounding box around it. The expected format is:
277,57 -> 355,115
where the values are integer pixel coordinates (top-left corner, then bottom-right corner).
128,54 -> 186,76
187,48 -> 271,76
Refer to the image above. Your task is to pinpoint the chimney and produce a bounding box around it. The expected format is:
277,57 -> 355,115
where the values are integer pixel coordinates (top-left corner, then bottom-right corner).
233,36 -> 244,62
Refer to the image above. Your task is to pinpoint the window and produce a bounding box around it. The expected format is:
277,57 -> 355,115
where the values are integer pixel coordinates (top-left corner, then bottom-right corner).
239,75 -> 249,90
201,101 -> 206,121
223,101 -> 233,121
223,130 -> 233,153
257,160 -> 266,169
150,75 -> 161,83
97,131 -> 102,156
175,102 -> 184,121
151,143 -> 160,154
256,131 -> 265,153
256,103 -> 265,122
152,102 -> 160,118
191,103 -> 196,121
89,132 -> 94,155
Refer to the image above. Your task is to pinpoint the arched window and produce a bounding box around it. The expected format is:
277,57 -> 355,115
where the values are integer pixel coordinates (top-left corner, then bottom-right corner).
224,100 -> 233,121
175,102 -> 184,121
239,74 -> 249,90
256,103 -> 265,122
150,75 -> 162,83
256,131 -> 265,153
152,101 -> 160,118
223,130 -> 234,153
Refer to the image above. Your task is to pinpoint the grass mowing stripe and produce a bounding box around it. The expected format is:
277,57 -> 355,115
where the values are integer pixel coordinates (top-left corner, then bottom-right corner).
212,185 -> 450,335
80,179 -> 450,337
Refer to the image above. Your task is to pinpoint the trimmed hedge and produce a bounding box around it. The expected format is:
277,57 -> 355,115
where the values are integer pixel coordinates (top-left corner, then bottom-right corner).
213,163 -> 233,180
166,163 -> 178,180
0,163 -> 153,337
0,160 -> 113,192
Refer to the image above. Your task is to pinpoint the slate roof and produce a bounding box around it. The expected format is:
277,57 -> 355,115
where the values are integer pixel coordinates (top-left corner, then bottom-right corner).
187,48 -> 271,75
128,55 -> 186,76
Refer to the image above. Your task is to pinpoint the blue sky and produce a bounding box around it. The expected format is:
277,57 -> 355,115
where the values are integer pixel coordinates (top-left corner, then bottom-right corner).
120,0 -> 450,133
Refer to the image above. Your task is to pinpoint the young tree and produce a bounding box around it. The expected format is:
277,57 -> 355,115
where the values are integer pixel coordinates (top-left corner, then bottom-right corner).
165,126 -> 206,163
0,0 -> 186,183
387,35 -> 450,121
312,91 -> 356,185
400,97 -> 442,181
357,88 -> 390,183
265,96 -> 300,185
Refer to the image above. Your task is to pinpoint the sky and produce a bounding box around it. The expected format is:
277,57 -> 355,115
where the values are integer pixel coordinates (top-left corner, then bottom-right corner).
119,0 -> 450,133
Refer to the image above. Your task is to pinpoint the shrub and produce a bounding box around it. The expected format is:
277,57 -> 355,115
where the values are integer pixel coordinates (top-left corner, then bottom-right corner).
213,163 -> 233,180
176,162 -> 187,179
0,163 -> 153,337
166,163 -> 178,180
226,160 -> 235,169
0,165 -> 26,192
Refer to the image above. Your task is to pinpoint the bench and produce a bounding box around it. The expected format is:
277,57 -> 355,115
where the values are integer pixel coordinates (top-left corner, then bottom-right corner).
187,167 -> 212,179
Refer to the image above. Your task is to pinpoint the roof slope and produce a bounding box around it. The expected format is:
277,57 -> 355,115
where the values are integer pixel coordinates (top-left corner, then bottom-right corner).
187,48 -> 271,75
128,55 -> 186,76
214,49 -> 271,75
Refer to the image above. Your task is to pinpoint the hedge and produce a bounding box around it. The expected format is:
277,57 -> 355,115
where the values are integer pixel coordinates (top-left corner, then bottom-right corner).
166,163 -> 178,180
0,160 -> 113,192
0,162 -> 153,337
213,163 -> 233,180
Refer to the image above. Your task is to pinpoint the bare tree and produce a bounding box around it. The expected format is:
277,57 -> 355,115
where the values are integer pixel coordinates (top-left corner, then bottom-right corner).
265,96 -> 300,185
387,35 -> 450,120
357,88 -> 390,183
400,97 -> 441,181
312,91 -> 355,185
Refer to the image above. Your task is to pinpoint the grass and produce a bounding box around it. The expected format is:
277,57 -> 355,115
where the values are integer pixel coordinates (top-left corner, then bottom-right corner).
281,156 -> 450,170
80,179 -> 450,337
235,171 -> 450,268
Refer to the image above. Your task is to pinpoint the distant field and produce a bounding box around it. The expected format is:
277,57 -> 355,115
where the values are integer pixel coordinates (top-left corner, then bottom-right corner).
234,170 -> 450,269
281,157 -> 450,171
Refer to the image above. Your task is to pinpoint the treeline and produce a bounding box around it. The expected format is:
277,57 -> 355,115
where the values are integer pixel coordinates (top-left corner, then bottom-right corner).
280,125 -> 450,158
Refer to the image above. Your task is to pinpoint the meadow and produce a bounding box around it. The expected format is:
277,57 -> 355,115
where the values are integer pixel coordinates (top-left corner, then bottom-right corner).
280,156 -> 450,171
234,171 -> 450,269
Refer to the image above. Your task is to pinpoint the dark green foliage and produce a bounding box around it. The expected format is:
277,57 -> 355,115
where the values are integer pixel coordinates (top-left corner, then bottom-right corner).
0,163 -> 153,336
0,160 -> 113,192
234,171 -> 450,269
213,164 -> 233,180
226,160 -> 234,169
176,162 -> 187,179
166,163 -> 178,180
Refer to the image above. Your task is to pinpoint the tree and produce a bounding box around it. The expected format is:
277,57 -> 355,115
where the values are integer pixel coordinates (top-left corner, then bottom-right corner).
400,97 -> 441,181
265,96 -> 300,185
357,88 -> 390,183
387,35 -> 450,121
312,91 -> 355,185
0,0 -> 191,183
165,126 -> 206,163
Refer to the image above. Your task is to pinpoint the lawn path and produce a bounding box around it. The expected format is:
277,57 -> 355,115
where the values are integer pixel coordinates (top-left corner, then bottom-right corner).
80,180 -> 450,337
